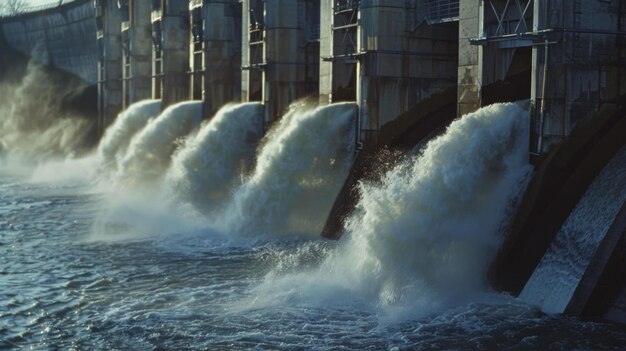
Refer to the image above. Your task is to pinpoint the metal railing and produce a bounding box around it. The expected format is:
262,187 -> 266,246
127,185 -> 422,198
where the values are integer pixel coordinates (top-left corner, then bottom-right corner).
423,0 -> 459,25
334,0 -> 359,13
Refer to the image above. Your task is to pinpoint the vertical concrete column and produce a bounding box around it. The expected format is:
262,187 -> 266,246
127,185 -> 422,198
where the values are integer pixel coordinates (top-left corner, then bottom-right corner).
240,0 -> 251,102
96,0 -> 123,133
530,0 -> 622,154
318,0 -> 333,105
263,0 -> 308,124
122,0 -> 152,108
340,0 -> 458,147
157,0 -> 190,109
202,0 -> 242,118
457,0 -> 484,117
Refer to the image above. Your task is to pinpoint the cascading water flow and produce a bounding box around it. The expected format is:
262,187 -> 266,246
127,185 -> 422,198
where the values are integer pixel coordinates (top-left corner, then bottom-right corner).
97,100 -> 162,171
520,146 -> 626,314
118,101 -> 203,184
222,102 -> 357,237
164,103 -> 264,211
251,102 -> 533,309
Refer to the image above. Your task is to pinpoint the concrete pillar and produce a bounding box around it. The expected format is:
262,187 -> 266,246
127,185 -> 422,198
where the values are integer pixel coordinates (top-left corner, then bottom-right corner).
120,0 -> 152,108
323,0 -> 459,148
151,0 -> 190,109
242,0 -> 319,126
530,0 -> 624,154
202,0 -> 242,118
95,0 -> 123,134
240,0 -> 257,102
457,0 -> 484,117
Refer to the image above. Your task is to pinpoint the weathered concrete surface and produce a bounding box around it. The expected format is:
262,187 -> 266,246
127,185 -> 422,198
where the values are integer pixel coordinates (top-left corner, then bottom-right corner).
95,0 -> 123,134
242,0 -> 320,125
458,0 -> 624,155
491,109 -> 626,295
456,0 -> 483,117
530,0 -> 625,154
322,0 -> 459,147
121,0 -> 152,108
0,0 -> 98,84
193,0 -> 242,118
151,0 -> 189,109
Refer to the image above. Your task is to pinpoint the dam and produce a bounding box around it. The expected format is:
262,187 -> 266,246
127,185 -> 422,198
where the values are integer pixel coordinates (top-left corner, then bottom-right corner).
0,0 -> 625,347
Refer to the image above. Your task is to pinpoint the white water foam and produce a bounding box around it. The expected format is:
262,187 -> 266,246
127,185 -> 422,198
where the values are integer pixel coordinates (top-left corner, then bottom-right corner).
164,102 -> 264,211
222,102 -> 357,237
118,101 -> 203,184
97,99 -> 162,171
520,146 -> 626,313
247,102 -> 532,312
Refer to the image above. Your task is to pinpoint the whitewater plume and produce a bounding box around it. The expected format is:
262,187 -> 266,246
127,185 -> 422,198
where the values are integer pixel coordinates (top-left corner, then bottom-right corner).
0,61 -> 94,159
165,102 -> 264,210
251,102 -> 532,309
223,102 -> 357,237
118,101 -> 203,184
98,99 -> 162,171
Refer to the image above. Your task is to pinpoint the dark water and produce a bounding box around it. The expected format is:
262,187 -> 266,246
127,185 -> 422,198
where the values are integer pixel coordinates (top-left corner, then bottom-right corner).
1,172 -> 626,350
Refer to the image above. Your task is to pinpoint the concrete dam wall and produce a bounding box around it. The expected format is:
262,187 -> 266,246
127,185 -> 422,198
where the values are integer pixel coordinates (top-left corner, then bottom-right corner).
0,0 -> 98,84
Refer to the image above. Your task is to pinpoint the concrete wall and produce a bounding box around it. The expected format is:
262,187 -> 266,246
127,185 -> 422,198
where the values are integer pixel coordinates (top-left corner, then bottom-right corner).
530,0 -> 625,154
194,0 -> 242,118
152,0 -> 190,109
0,0 -> 98,84
457,0 -> 625,155
121,0 -> 152,108
242,0 -> 320,125
322,0 -> 459,147
95,0 -> 123,134
457,0 -> 483,117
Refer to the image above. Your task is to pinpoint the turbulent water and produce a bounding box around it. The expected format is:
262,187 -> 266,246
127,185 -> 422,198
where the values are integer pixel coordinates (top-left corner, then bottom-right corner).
0,62 -> 93,158
98,100 -> 162,171
1,102 -> 626,349
520,146 -> 626,313
165,102 -> 264,210
223,102 -> 357,237
118,101 -> 203,184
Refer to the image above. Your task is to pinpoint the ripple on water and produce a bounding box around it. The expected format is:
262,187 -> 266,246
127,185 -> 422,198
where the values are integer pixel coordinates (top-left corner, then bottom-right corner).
0,175 -> 625,350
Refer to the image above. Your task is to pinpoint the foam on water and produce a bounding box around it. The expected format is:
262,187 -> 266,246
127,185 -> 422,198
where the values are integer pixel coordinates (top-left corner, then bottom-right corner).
118,101 -> 203,184
520,146 -> 626,313
97,100 -> 162,171
223,102 -> 357,237
249,102 -> 532,311
164,103 -> 264,211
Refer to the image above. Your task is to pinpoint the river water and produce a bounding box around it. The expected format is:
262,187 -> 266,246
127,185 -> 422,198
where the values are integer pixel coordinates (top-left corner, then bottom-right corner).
1,100 -> 625,349
2,168 -> 626,350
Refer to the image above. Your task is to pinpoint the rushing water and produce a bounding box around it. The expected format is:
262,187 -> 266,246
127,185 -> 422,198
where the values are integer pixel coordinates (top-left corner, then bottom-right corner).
520,146 -> 626,313
1,102 -> 626,349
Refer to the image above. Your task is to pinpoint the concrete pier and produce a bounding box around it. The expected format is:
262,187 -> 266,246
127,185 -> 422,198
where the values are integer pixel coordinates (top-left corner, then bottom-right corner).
191,0 -> 242,118
120,0 -> 152,108
151,0 -> 190,109
95,0 -> 123,133
460,0 -> 625,156
320,0 -> 459,147
242,0 -> 320,125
